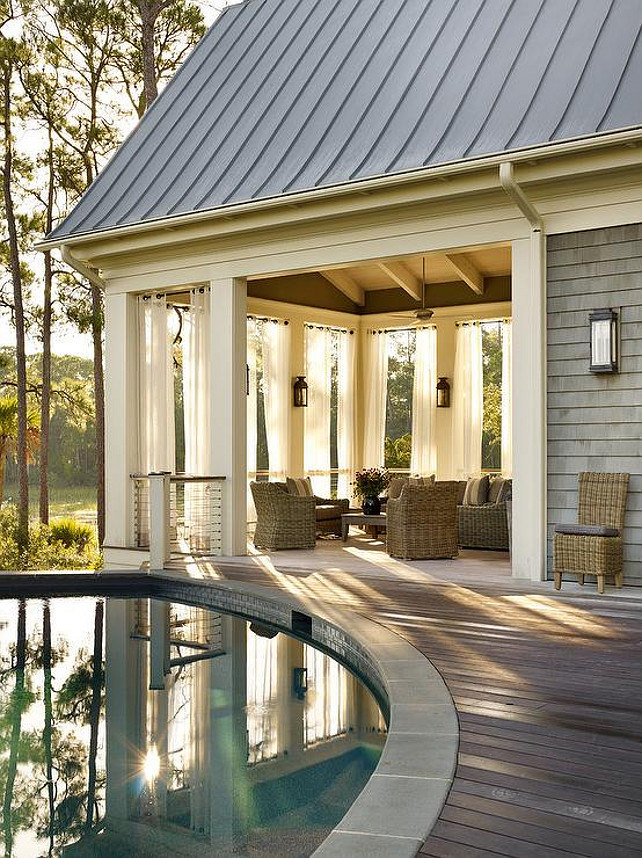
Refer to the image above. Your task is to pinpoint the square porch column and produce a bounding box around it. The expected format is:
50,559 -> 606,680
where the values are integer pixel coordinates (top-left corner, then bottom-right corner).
511,235 -> 546,581
210,278 -> 248,555
104,291 -> 139,552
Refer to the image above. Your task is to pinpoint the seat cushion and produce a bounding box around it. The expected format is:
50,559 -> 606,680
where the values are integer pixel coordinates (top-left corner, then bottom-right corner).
463,475 -> 490,506
554,523 -> 619,537
316,504 -> 342,522
286,476 -> 314,497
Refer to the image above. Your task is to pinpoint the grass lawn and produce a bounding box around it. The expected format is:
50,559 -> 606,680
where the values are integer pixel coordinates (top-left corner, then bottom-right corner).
5,484 -> 97,524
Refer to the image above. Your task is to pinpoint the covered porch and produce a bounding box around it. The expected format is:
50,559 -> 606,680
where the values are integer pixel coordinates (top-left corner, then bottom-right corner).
103,231 -> 541,579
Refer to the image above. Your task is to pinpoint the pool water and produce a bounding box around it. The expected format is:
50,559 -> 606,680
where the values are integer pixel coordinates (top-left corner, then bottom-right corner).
0,597 -> 386,857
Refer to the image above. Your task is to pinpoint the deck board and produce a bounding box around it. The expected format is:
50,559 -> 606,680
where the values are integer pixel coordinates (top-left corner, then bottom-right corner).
191,550 -> 642,856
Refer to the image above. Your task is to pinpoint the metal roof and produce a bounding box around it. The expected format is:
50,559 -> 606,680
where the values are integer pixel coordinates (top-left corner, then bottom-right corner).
49,0 -> 642,242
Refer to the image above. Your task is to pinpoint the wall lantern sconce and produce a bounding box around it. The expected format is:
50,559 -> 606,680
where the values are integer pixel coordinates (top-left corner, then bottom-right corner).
292,667 -> 308,700
589,309 -> 618,373
436,377 -> 451,408
293,375 -> 308,407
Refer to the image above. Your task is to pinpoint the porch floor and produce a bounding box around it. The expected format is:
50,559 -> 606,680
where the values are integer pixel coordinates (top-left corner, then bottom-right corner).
168,531 -> 642,857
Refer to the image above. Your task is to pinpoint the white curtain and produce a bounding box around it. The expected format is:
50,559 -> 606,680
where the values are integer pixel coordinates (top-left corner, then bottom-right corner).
305,326 -> 332,497
337,330 -> 357,500
362,330 -> 388,467
452,321 -> 483,479
138,294 -> 175,473
501,318 -> 513,477
182,288 -> 211,475
262,319 -> 291,481
247,318 -> 258,521
410,325 -> 437,476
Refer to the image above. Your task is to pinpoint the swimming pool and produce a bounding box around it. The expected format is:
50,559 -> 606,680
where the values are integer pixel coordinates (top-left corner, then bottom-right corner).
0,595 -> 386,857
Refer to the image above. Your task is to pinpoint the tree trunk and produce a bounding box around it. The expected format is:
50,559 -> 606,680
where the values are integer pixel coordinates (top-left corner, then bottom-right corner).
39,130 -> 55,524
3,599 -> 27,857
91,283 -> 105,545
2,59 -> 29,549
140,1 -> 158,111
86,599 -> 104,831
43,601 -> 55,855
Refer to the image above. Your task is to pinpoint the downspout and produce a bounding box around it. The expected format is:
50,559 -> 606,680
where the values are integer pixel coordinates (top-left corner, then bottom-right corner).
60,244 -> 106,290
499,162 -> 547,582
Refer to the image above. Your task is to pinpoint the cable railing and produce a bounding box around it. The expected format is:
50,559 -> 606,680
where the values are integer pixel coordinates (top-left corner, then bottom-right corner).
131,473 -> 225,557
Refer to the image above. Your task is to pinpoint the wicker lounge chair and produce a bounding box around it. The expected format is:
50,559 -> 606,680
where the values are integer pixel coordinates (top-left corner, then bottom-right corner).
250,482 -> 316,551
553,472 -> 629,593
387,481 -> 460,560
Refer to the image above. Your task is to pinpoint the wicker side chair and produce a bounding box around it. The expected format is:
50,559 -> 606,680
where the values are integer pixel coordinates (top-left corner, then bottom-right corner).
250,482 -> 316,551
387,481 -> 460,560
553,472 -> 630,594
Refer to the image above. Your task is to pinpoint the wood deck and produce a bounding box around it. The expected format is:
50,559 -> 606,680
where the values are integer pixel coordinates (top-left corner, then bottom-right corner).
200,546 -> 642,857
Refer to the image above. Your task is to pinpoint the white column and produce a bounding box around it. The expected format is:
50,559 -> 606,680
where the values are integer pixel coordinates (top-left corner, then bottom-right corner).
210,278 -> 248,555
104,291 -> 139,550
149,473 -> 171,570
511,235 -> 547,580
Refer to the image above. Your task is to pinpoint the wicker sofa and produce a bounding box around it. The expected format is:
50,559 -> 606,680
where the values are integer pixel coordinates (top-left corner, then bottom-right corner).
457,477 -> 511,551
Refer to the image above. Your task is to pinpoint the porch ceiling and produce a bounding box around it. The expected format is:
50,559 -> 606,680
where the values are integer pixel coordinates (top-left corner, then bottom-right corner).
248,243 -> 511,314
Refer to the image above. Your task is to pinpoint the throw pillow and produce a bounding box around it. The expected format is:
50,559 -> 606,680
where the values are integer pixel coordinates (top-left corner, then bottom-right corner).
286,476 -> 314,497
488,477 -> 505,505
496,479 -> 512,503
388,477 -> 407,499
463,475 -> 490,506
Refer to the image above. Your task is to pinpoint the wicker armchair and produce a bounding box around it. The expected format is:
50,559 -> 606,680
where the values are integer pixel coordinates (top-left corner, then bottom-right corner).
250,482 -> 316,551
458,503 -> 509,550
387,481 -> 460,560
553,472 -> 629,593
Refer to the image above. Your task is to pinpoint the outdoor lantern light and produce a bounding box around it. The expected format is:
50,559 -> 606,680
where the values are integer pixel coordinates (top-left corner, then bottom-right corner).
293,375 -> 308,407
436,377 -> 451,408
589,309 -> 618,373
292,667 -> 308,700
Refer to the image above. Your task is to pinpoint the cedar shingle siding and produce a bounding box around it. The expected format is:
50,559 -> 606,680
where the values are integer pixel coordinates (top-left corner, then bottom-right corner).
547,222 -> 642,585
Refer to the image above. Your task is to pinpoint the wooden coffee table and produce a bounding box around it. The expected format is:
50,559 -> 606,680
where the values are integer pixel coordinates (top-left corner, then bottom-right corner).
341,511 -> 387,541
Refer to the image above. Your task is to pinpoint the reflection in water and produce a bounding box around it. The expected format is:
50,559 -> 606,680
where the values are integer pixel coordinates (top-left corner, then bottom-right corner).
0,598 -> 385,856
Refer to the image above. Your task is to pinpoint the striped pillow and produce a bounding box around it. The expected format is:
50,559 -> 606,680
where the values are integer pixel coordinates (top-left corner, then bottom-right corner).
286,476 -> 314,497
463,475 -> 490,506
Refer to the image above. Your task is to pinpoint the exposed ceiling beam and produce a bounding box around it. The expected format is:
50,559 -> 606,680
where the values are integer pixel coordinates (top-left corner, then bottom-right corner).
321,270 -> 365,306
377,261 -> 422,302
444,253 -> 484,295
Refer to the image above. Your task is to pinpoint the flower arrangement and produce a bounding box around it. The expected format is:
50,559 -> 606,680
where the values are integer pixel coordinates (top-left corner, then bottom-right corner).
353,468 -> 390,500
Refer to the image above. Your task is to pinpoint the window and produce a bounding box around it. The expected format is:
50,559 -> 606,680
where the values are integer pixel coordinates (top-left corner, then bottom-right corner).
481,321 -> 503,471
384,329 -> 416,470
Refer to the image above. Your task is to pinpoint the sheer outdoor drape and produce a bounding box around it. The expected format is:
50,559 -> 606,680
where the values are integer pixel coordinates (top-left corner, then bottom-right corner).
247,318 -> 258,521
262,319 -> 291,481
247,627 -> 279,764
182,288 -> 211,475
305,326 -> 332,496
362,330 -> 388,467
452,321 -> 483,479
138,294 -> 175,473
337,330 -> 357,500
410,325 -> 437,476
501,318 -> 513,477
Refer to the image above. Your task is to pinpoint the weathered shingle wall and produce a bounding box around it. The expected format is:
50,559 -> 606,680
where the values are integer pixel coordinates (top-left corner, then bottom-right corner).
547,222 -> 642,585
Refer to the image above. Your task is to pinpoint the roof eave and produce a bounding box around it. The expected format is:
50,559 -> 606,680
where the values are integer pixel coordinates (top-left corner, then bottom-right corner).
35,126 -> 642,254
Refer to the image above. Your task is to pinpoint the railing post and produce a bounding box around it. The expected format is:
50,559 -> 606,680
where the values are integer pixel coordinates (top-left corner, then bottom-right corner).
149,472 -> 171,570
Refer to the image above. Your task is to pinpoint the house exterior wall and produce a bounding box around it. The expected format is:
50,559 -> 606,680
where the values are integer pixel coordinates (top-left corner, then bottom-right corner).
547,222 -> 642,585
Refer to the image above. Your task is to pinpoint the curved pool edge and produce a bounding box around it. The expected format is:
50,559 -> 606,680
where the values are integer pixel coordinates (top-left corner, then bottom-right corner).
0,568 -> 459,857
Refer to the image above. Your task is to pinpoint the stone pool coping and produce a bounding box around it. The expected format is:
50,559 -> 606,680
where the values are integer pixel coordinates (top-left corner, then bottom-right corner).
0,568 -> 459,857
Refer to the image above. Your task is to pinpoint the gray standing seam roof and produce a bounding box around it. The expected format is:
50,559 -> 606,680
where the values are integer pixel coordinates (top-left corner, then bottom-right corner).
49,0 -> 642,242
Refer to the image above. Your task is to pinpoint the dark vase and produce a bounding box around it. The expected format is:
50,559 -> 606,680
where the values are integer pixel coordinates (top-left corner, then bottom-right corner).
362,496 -> 381,515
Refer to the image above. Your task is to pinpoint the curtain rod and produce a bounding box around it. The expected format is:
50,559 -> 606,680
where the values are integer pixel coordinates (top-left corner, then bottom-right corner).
369,324 -> 436,334
455,317 -> 511,327
305,323 -> 354,334
247,314 -> 289,325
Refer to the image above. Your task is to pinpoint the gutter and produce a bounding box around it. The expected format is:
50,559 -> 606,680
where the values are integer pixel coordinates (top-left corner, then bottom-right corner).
35,126 -> 642,253
60,245 -> 106,290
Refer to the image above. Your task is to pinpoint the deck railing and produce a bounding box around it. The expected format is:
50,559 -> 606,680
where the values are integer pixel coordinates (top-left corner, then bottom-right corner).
131,473 -> 225,561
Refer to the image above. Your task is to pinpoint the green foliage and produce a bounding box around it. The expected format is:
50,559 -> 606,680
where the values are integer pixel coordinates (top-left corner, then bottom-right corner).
384,433 -> 412,469
49,516 -> 94,550
0,505 -> 101,570
385,330 -> 415,451
481,323 -> 503,471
